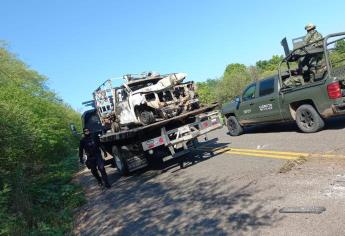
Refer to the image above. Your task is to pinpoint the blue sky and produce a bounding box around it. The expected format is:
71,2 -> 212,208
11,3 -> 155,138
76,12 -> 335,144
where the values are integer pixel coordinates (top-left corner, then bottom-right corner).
1,0 -> 344,111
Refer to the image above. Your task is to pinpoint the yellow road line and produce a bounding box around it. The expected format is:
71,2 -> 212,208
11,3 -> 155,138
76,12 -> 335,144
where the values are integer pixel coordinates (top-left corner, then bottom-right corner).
197,146 -> 306,158
225,150 -> 298,160
229,148 -> 309,157
228,148 -> 342,158
196,146 -> 345,159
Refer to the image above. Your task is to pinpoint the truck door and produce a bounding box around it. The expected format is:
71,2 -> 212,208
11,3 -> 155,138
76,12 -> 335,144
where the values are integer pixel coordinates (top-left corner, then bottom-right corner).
238,83 -> 257,125
254,77 -> 282,122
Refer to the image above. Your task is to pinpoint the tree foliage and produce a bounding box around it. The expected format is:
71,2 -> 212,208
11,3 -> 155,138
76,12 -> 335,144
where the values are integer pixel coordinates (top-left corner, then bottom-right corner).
330,40 -> 345,68
0,45 -> 84,234
335,40 -> 345,53
196,79 -> 218,104
216,63 -> 252,104
256,55 -> 283,73
196,52 -> 286,105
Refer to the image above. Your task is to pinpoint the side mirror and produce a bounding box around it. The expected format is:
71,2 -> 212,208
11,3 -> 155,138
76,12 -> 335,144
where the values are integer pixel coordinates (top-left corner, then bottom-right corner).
70,123 -> 80,137
235,97 -> 241,103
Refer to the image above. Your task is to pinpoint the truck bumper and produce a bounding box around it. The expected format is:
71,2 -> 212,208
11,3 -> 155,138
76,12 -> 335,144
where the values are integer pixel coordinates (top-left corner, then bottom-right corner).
324,104 -> 345,117
332,103 -> 345,114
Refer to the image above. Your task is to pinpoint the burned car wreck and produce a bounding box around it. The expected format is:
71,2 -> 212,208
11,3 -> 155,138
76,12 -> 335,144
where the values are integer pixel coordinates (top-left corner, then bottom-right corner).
94,72 -> 200,132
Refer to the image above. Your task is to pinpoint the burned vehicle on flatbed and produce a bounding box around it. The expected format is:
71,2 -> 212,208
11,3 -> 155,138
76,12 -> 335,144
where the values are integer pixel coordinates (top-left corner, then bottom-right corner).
75,72 -> 222,176
94,72 -> 200,132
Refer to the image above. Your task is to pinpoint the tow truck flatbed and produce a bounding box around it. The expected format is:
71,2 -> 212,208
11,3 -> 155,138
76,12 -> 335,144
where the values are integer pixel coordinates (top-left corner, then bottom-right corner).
100,103 -> 218,142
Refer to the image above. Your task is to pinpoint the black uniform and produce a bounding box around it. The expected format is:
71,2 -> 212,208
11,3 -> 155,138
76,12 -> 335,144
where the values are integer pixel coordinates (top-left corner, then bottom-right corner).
79,134 -> 110,187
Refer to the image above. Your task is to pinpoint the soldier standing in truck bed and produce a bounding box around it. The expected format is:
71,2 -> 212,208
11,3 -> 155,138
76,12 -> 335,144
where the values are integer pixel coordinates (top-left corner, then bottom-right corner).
304,23 -> 323,47
302,23 -> 325,81
284,24 -> 324,87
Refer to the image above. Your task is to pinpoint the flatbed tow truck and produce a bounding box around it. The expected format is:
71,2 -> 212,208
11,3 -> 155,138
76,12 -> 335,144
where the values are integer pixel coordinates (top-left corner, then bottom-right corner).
100,104 -> 222,175
78,72 -> 223,176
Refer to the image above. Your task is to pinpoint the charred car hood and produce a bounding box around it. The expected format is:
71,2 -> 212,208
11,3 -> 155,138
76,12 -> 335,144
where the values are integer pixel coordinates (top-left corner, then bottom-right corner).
132,73 -> 187,94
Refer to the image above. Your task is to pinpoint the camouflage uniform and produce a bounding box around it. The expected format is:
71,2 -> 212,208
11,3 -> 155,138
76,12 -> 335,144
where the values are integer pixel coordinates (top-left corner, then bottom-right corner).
284,25 -> 325,87
304,29 -> 323,47
283,75 -> 304,87
300,27 -> 325,82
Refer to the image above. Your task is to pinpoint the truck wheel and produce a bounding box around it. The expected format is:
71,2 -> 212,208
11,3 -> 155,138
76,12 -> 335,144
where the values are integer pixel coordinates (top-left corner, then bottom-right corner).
139,110 -> 155,125
227,116 -> 243,136
112,146 -> 129,176
296,105 -> 324,133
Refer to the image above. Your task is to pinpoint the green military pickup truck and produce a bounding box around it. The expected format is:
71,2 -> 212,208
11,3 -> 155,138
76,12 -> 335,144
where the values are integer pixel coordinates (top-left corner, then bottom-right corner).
222,32 -> 345,136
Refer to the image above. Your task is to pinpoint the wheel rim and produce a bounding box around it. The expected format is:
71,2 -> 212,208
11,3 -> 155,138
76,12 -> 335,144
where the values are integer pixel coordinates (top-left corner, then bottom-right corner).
114,156 -> 124,172
228,119 -> 237,132
300,110 -> 315,129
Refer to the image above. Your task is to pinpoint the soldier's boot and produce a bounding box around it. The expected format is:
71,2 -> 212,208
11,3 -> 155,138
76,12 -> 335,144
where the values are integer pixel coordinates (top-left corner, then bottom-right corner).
91,168 -> 103,186
99,167 -> 111,189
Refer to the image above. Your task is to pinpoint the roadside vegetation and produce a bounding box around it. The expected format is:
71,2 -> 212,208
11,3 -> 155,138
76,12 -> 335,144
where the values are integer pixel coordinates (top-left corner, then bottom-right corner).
0,44 -> 85,235
197,55 -> 283,105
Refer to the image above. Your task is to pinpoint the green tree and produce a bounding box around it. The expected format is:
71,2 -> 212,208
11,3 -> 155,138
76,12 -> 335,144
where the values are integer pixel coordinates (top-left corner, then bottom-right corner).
256,55 -> 283,77
335,40 -> 345,53
216,63 -> 252,105
0,44 -> 84,234
197,55 -> 287,105
196,79 -> 218,104
329,40 -> 345,68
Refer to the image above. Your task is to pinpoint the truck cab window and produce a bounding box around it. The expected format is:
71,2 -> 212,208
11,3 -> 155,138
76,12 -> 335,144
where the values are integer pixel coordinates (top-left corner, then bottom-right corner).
242,84 -> 256,101
259,78 -> 275,96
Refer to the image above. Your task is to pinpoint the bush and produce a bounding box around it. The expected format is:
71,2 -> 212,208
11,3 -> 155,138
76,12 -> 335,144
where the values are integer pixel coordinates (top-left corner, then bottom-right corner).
196,57 -> 283,106
0,45 -> 84,235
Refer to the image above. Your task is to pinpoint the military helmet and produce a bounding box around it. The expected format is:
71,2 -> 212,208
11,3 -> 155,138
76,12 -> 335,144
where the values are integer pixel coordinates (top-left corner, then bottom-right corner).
305,23 -> 316,31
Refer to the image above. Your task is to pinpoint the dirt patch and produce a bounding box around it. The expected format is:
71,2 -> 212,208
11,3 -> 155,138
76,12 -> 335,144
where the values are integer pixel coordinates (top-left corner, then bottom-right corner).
278,156 -> 308,173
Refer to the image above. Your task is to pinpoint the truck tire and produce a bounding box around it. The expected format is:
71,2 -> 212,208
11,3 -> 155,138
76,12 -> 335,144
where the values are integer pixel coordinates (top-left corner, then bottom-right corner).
112,145 -> 130,176
139,110 -> 155,125
227,116 -> 243,136
295,104 -> 324,133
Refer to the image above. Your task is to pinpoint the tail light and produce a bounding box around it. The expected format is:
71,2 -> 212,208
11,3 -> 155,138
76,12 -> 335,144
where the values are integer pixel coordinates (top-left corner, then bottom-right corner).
327,82 -> 341,99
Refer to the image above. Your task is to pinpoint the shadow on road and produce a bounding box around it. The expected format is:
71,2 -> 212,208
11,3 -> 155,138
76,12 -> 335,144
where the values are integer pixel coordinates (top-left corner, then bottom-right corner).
74,144 -> 284,235
244,122 -> 299,134
152,138 -> 230,174
75,176 -> 283,235
324,116 -> 345,130
99,138 -> 230,188
228,116 -> 345,135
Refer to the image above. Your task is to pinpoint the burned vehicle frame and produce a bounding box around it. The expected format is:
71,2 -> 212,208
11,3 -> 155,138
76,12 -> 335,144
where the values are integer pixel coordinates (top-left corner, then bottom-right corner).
93,72 -> 200,132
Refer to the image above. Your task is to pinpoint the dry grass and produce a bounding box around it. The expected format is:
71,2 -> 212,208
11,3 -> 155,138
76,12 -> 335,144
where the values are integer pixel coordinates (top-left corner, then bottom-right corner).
278,156 -> 308,173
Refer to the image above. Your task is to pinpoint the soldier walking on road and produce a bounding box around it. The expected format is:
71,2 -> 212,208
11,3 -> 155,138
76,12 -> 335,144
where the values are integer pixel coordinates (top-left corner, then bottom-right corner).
79,128 -> 111,189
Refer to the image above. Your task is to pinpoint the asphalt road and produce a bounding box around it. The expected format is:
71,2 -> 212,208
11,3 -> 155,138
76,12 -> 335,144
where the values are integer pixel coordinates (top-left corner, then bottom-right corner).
74,116 -> 345,236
